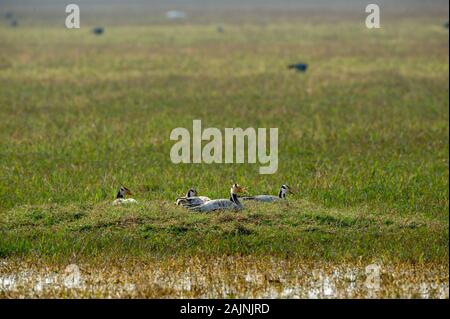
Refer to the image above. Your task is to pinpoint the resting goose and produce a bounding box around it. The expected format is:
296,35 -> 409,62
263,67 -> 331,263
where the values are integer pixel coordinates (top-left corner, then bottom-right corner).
189,184 -> 245,212
241,184 -> 293,203
176,188 -> 211,207
112,186 -> 137,205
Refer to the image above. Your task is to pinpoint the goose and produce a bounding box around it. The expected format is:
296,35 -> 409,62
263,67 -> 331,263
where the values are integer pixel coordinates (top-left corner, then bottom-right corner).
112,186 -> 137,205
189,184 -> 245,212
176,188 -> 211,207
241,184 -> 293,203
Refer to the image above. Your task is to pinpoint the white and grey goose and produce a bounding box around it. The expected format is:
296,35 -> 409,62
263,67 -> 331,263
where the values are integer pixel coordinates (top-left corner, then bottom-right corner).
176,188 -> 211,207
241,184 -> 293,202
112,186 -> 137,205
188,184 -> 245,212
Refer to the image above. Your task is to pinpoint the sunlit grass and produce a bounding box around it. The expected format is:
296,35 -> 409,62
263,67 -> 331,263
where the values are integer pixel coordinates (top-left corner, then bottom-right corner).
1,256 -> 448,298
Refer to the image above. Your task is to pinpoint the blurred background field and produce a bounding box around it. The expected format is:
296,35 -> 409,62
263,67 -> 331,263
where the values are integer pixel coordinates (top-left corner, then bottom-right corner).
0,0 -> 448,297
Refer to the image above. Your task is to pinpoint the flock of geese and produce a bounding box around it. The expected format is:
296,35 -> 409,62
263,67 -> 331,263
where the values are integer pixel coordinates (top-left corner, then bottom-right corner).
112,184 -> 294,212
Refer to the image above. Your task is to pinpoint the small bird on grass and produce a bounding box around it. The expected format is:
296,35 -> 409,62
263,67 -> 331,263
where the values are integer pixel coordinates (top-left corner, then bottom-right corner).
288,63 -> 308,72
92,27 -> 104,35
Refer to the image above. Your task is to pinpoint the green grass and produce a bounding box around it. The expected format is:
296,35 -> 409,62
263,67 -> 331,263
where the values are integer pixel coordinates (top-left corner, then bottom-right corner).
1,200 -> 447,263
0,6 -> 448,265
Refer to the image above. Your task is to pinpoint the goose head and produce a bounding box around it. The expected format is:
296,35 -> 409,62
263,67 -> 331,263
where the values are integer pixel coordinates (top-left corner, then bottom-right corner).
279,184 -> 294,199
230,184 -> 245,204
116,186 -> 132,199
230,184 -> 246,195
186,188 -> 198,198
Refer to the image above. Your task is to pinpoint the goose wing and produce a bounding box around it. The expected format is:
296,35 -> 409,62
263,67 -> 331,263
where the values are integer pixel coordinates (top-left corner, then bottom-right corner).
176,196 -> 211,207
189,199 -> 239,212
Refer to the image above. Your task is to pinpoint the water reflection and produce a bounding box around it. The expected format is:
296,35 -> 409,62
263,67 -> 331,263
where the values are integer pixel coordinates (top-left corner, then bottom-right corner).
1,259 -> 448,298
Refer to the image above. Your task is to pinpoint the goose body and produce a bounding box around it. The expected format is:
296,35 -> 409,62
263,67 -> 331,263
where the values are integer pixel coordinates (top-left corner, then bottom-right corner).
288,63 -> 308,72
112,186 -> 137,205
241,184 -> 292,203
189,184 -> 245,213
176,188 -> 211,207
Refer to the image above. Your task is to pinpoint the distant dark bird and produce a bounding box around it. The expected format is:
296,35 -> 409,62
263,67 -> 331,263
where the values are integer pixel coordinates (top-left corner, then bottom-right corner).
10,20 -> 18,27
217,26 -> 224,33
444,21 -> 449,29
288,63 -> 308,72
92,27 -> 104,35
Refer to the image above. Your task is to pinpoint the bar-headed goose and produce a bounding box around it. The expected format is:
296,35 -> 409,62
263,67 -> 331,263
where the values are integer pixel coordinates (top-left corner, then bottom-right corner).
241,184 -> 293,202
176,188 -> 211,207
189,184 -> 245,212
112,186 -> 137,205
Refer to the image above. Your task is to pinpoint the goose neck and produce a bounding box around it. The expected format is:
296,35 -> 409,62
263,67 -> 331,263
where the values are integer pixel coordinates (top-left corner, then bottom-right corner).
230,193 -> 241,205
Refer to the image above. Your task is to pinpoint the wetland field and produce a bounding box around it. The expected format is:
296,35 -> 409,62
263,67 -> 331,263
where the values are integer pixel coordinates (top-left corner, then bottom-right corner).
0,0 -> 448,298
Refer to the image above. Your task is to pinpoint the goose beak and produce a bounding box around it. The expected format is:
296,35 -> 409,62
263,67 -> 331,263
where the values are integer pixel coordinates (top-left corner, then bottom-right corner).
238,186 -> 246,194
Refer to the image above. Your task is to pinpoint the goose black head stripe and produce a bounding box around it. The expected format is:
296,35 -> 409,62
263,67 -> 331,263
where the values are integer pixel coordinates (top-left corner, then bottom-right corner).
187,188 -> 197,197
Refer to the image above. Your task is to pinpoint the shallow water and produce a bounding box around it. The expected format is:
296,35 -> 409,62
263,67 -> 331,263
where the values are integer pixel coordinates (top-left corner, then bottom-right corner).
0,258 -> 448,298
